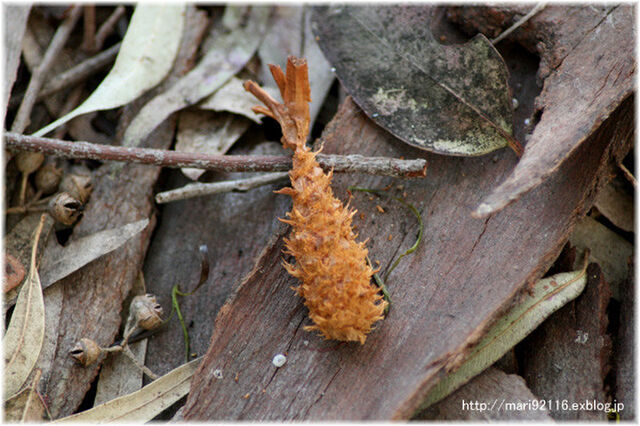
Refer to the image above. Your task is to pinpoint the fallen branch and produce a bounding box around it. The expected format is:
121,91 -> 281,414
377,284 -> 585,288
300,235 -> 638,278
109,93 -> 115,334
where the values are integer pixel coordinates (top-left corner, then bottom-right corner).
156,172 -> 290,204
4,132 -> 428,178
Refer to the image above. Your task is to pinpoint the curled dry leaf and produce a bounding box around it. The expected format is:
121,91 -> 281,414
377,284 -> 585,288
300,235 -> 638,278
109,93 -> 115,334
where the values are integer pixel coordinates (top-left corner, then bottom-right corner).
53,358 -> 200,423
418,259 -> 589,410
3,214 -> 47,399
3,4 -> 31,119
37,218 -> 149,291
122,6 -> 270,147
32,4 -> 186,137
312,5 -> 517,156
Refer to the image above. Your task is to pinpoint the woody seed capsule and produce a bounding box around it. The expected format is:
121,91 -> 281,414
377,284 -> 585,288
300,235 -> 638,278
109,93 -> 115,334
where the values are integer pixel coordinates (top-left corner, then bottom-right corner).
132,294 -> 163,330
70,338 -> 101,366
48,192 -> 83,226
34,163 -> 63,195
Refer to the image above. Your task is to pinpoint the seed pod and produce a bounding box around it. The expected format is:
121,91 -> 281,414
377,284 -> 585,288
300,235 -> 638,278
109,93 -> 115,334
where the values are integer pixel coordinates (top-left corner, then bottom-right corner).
15,152 -> 44,175
59,172 -> 93,204
131,294 -> 163,330
70,338 -> 101,366
34,163 -> 63,195
48,192 -> 83,226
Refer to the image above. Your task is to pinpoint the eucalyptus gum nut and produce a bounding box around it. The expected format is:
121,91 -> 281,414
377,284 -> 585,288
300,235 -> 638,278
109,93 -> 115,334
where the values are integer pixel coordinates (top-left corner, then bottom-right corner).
70,338 -> 101,366
48,192 -> 83,226
131,294 -> 163,330
59,173 -> 93,204
15,152 -> 44,174
34,163 -> 63,195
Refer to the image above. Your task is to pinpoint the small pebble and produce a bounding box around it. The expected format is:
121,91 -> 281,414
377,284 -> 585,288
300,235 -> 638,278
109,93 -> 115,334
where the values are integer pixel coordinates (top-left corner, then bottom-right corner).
213,369 -> 223,379
272,354 -> 287,368
524,118 -> 531,126
303,340 -> 309,346
330,67 -> 336,73
512,97 -> 519,110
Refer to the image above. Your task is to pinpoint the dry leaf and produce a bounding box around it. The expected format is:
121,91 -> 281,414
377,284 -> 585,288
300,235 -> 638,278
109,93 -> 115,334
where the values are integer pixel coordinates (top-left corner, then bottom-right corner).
3,215 -> 46,399
199,76 -> 279,123
312,5 -> 516,156
3,370 -> 46,422
54,358 -> 200,423
3,4 -> 31,120
37,218 -> 149,291
570,215 -> 633,300
259,6 -> 335,127
175,110 -> 251,180
32,4 -> 186,137
419,260 -> 589,410
4,253 -> 26,293
594,175 -> 634,233
122,6 -> 270,147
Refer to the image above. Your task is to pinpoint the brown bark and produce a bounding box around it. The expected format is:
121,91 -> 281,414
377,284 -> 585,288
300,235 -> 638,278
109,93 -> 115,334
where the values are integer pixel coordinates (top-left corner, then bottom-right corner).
181,90 -> 631,419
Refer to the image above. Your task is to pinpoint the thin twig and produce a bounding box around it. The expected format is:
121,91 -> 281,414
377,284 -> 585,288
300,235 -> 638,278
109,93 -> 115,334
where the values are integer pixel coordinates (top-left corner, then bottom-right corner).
5,132 -> 428,178
81,5 -> 96,52
618,162 -> 636,188
11,5 -> 82,133
9,43 -> 121,109
122,344 -> 158,380
491,3 -> 546,44
94,5 -> 126,50
156,172 -> 290,204
53,86 -> 85,140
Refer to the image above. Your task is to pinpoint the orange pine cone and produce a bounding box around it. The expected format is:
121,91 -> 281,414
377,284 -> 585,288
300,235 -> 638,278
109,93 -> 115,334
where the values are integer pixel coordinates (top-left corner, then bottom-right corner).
244,56 -> 387,344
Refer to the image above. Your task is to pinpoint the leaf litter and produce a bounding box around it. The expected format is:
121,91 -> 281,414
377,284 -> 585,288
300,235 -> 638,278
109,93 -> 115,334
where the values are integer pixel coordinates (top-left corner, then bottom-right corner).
312,5 -> 519,156
122,6 -> 271,147
32,4 -> 186,137
419,256 -> 590,410
3,214 -> 47,399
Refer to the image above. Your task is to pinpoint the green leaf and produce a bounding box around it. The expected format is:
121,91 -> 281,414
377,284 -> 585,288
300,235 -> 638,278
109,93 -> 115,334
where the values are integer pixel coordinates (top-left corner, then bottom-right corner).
32,4 -> 185,137
53,359 -> 200,423
419,261 -> 589,410
122,6 -> 271,147
312,6 -> 517,156
3,215 -> 47,400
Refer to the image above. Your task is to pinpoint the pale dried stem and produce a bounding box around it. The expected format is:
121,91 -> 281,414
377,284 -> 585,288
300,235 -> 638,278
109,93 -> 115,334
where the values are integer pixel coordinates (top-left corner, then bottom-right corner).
618,162 -> 636,187
5,132 -> 428,178
156,172 -> 290,204
9,43 -> 120,109
11,5 -> 82,133
94,5 -> 126,50
122,345 -> 158,380
491,3 -> 546,44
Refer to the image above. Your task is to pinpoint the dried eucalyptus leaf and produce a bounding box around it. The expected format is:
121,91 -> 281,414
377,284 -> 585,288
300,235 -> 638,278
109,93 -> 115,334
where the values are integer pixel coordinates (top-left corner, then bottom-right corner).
3,382 -> 46,422
3,217 -> 46,400
259,6 -> 334,127
122,6 -> 270,147
570,215 -> 633,300
312,5 -> 514,156
594,176 -> 634,233
53,358 -> 200,423
176,110 -> 251,180
3,4 -> 31,118
199,76 -> 279,123
37,218 -> 149,291
419,261 -> 589,410
32,4 -> 185,137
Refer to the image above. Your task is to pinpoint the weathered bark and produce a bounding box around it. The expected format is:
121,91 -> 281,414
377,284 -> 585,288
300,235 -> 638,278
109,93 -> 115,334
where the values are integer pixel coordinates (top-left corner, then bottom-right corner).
449,5 -> 635,216
181,90 -> 631,419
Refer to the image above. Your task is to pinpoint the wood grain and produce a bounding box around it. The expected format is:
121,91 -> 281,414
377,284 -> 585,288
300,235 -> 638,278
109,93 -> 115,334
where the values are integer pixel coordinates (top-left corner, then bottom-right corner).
181,91 -> 631,419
